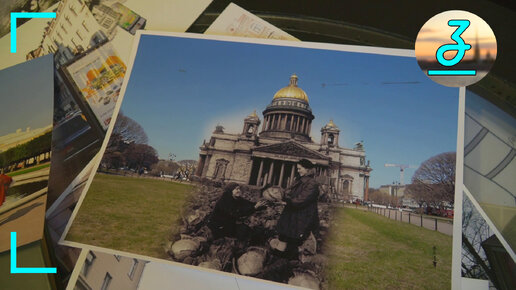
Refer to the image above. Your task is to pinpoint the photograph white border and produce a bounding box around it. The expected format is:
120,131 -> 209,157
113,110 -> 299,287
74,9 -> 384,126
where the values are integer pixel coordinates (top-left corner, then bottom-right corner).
452,87 -> 466,290
59,30 -> 463,290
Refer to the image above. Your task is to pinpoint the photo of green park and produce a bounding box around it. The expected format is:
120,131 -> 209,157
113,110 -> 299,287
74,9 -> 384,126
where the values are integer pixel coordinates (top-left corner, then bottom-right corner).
68,173 -> 452,289
64,34 -> 459,289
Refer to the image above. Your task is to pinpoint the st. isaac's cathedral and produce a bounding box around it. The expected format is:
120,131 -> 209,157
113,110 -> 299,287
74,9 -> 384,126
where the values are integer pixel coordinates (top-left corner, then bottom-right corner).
194,74 -> 372,201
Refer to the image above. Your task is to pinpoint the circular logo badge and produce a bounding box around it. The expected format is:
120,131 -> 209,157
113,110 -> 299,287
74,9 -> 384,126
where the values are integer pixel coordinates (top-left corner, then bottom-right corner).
415,10 -> 497,87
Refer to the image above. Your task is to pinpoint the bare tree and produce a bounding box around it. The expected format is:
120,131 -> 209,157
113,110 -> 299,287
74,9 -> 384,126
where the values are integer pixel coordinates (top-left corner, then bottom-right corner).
169,160 -> 197,179
150,160 -> 180,176
406,152 -> 455,208
101,112 -> 150,169
461,194 -> 495,282
124,143 -> 159,171
112,111 -> 148,144
368,188 -> 390,205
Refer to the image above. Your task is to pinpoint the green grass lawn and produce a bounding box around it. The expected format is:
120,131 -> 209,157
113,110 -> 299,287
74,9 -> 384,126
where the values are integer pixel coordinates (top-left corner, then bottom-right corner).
325,207 -> 452,289
6,163 -> 50,177
66,173 -> 194,259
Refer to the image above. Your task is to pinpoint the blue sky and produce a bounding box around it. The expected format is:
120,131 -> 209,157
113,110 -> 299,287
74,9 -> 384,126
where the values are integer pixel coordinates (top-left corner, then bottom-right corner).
0,54 -> 53,136
120,34 -> 459,188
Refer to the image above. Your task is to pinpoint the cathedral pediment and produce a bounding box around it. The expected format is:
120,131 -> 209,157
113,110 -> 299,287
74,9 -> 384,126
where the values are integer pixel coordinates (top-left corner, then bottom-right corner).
252,141 -> 330,163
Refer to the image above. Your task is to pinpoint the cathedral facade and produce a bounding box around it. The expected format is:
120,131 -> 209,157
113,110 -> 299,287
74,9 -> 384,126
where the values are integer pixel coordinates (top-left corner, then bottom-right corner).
194,75 -> 372,201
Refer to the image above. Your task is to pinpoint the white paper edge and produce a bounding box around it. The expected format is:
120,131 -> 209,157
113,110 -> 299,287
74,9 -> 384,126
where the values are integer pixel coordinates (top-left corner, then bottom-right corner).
57,30 -> 462,290
65,248 -> 88,290
452,87 -> 466,290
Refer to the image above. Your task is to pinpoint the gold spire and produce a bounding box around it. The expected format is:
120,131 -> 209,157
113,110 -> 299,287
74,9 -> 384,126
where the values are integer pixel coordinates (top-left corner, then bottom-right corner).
289,74 -> 298,86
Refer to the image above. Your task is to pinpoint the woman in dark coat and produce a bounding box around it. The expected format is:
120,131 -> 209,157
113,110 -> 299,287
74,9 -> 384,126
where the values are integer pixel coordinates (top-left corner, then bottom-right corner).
208,182 -> 266,241
272,159 -> 319,258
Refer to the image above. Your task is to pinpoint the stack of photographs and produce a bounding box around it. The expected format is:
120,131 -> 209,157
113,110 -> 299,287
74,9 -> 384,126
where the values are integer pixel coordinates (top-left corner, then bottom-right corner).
61,32 -> 461,289
1,2 -> 515,290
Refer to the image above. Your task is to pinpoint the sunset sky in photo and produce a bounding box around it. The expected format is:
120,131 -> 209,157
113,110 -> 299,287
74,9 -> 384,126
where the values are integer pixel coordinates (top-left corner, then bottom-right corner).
416,11 -> 497,62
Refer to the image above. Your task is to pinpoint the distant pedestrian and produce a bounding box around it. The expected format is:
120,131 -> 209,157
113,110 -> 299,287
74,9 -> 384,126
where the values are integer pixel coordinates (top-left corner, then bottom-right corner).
0,174 -> 13,207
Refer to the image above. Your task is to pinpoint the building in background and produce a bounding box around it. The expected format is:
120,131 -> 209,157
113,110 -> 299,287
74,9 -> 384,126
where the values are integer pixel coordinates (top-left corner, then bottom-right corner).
379,183 -> 406,198
75,251 -> 147,290
196,74 -> 372,201
41,0 -> 108,57
92,4 -> 121,40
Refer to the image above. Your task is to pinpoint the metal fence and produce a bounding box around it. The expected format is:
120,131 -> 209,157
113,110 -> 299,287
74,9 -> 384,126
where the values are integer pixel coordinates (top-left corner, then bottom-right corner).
366,206 -> 453,236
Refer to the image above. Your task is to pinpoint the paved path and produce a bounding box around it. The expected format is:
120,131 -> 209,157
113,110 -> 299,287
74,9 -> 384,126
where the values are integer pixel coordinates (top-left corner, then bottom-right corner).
369,207 -> 453,236
12,167 -> 50,185
342,205 -> 453,236
0,193 -> 47,252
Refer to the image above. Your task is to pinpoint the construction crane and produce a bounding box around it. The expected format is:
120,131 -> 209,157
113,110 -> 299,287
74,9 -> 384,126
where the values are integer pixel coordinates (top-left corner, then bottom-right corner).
384,163 -> 418,185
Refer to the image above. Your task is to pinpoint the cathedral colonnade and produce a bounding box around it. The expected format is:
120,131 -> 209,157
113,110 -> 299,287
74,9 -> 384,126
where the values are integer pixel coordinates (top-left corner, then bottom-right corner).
248,157 -> 329,189
261,112 -> 312,136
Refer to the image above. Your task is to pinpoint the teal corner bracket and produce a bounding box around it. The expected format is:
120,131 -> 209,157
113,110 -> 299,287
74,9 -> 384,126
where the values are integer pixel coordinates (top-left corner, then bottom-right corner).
10,12 -> 56,53
10,232 -> 57,274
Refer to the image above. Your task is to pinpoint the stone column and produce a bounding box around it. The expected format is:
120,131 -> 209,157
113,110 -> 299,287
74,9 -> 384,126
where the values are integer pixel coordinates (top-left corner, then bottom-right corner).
201,155 -> 211,177
195,155 -> 206,176
289,163 -> 295,186
281,114 -> 287,130
279,162 -> 285,188
300,118 -> 305,134
267,160 -> 274,184
257,159 -> 264,186
307,121 -> 311,136
365,176 -> 370,201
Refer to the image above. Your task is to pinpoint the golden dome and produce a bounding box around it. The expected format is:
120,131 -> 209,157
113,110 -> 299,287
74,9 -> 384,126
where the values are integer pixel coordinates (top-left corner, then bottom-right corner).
247,110 -> 259,119
324,119 -> 339,129
273,74 -> 309,102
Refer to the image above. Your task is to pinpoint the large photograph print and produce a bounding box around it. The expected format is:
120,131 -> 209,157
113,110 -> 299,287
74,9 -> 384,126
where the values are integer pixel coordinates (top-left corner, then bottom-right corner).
63,32 -> 460,289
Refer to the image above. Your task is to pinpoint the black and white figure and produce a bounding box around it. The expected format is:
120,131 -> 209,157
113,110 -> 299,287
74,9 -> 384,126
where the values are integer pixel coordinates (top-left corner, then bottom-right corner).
271,159 -> 320,259
208,182 -> 267,241
168,156 -> 330,289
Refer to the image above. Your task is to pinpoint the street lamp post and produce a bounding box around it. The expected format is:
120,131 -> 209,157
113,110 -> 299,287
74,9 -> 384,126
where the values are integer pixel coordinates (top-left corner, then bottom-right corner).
392,181 -> 400,208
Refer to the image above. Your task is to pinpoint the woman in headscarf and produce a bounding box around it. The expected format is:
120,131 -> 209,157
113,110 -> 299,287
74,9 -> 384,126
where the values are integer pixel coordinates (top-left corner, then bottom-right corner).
208,182 -> 267,241
272,159 -> 319,259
